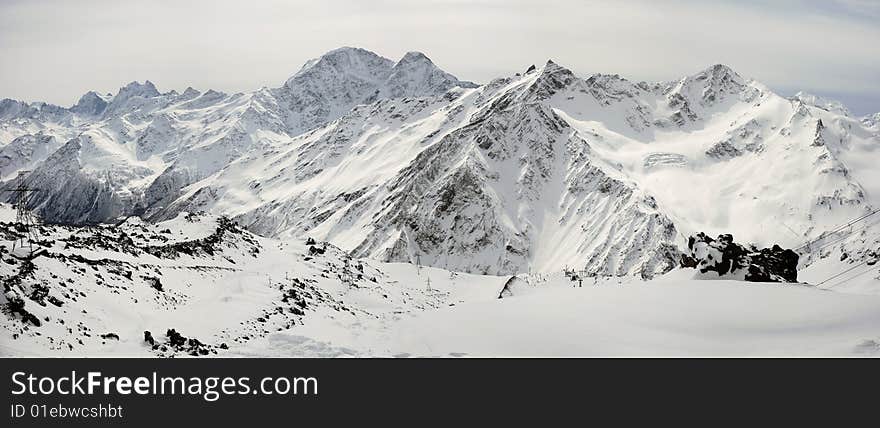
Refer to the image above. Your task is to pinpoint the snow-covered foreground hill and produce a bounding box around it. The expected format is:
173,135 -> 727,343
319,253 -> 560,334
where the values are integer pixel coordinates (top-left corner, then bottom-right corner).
2,213 -> 878,357
0,213 -> 505,356
323,270 -> 880,357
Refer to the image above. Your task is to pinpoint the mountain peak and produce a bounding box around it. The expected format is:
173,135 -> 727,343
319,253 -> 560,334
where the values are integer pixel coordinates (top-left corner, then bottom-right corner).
792,91 -> 851,117
672,63 -> 750,106
180,87 -> 201,99
708,63 -> 734,74
71,91 -> 111,116
539,59 -> 573,76
117,80 -> 160,99
283,47 -> 479,99
382,50 -> 475,98
685,63 -> 744,86
398,51 -> 431,64
286,47 -> 394,89
391,51 -> 437,72
326,46 -> 374,56
302,47 -> 390,70
522,60 -> 576,100
316,46 -> 386,65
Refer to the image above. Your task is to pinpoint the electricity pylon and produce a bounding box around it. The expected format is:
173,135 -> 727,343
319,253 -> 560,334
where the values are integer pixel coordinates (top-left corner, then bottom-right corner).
4,171 -> 39,254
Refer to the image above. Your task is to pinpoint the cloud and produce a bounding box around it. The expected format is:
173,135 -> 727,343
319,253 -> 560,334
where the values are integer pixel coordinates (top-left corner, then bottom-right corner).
0,0 -> 876,114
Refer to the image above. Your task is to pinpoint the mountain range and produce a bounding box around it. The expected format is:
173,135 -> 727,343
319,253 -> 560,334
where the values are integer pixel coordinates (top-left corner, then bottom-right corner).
1,47 -> 878,277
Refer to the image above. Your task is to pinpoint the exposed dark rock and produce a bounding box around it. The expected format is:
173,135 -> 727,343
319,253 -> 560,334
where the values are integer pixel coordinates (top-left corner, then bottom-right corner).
159,328 -> 218,356
144,217 -> 260,259
706,140 -> 742,159
4,292 -> 41,326
812,119 -> 826,147
142,275 -> 163,292
682,232 -> 799,282
166,328 -> 186,347
1,256 -> 46,326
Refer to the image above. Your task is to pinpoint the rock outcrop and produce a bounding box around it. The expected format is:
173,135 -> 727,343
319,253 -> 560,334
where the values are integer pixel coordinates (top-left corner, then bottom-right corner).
681,233 -> 799,282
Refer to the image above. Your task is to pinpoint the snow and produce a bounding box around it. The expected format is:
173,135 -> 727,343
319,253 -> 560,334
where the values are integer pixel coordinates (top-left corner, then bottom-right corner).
1,47 -> 879,357
237,270 -> 880,357
0,203 -> 16,222
2,50 -> 877,276
791,91 -> 851,117
1,210 -> 878,357
142,57 -> 878,278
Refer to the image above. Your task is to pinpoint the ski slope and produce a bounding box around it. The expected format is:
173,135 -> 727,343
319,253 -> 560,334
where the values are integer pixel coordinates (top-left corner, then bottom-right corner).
238,270 -> 880,357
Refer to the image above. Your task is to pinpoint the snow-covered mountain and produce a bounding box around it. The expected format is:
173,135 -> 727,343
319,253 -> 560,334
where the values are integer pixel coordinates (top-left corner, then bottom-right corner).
1,48 -> 878,279
0,47 -> 475,225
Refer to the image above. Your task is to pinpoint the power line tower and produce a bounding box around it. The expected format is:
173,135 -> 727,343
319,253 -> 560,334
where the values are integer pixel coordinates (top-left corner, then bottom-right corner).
4,171 -> 39,254
415,253 -> 421,276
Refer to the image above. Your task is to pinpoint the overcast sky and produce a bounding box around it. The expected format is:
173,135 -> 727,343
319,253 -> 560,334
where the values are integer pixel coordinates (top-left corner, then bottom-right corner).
1,0 -> 877,115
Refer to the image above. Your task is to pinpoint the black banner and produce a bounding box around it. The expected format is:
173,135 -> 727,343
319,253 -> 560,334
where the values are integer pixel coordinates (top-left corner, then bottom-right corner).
2,358 -> 871,426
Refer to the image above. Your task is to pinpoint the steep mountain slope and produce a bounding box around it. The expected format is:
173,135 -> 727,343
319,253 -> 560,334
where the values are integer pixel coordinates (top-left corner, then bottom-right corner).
0,132 -> 61,178
561,65 -> 876,249
275,47 -> 475,134
342,62 -> 681,276
1,48 -> 877,279
0,48 -> 475,225
158,62 -> 681,276
152,60 -> 879,277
